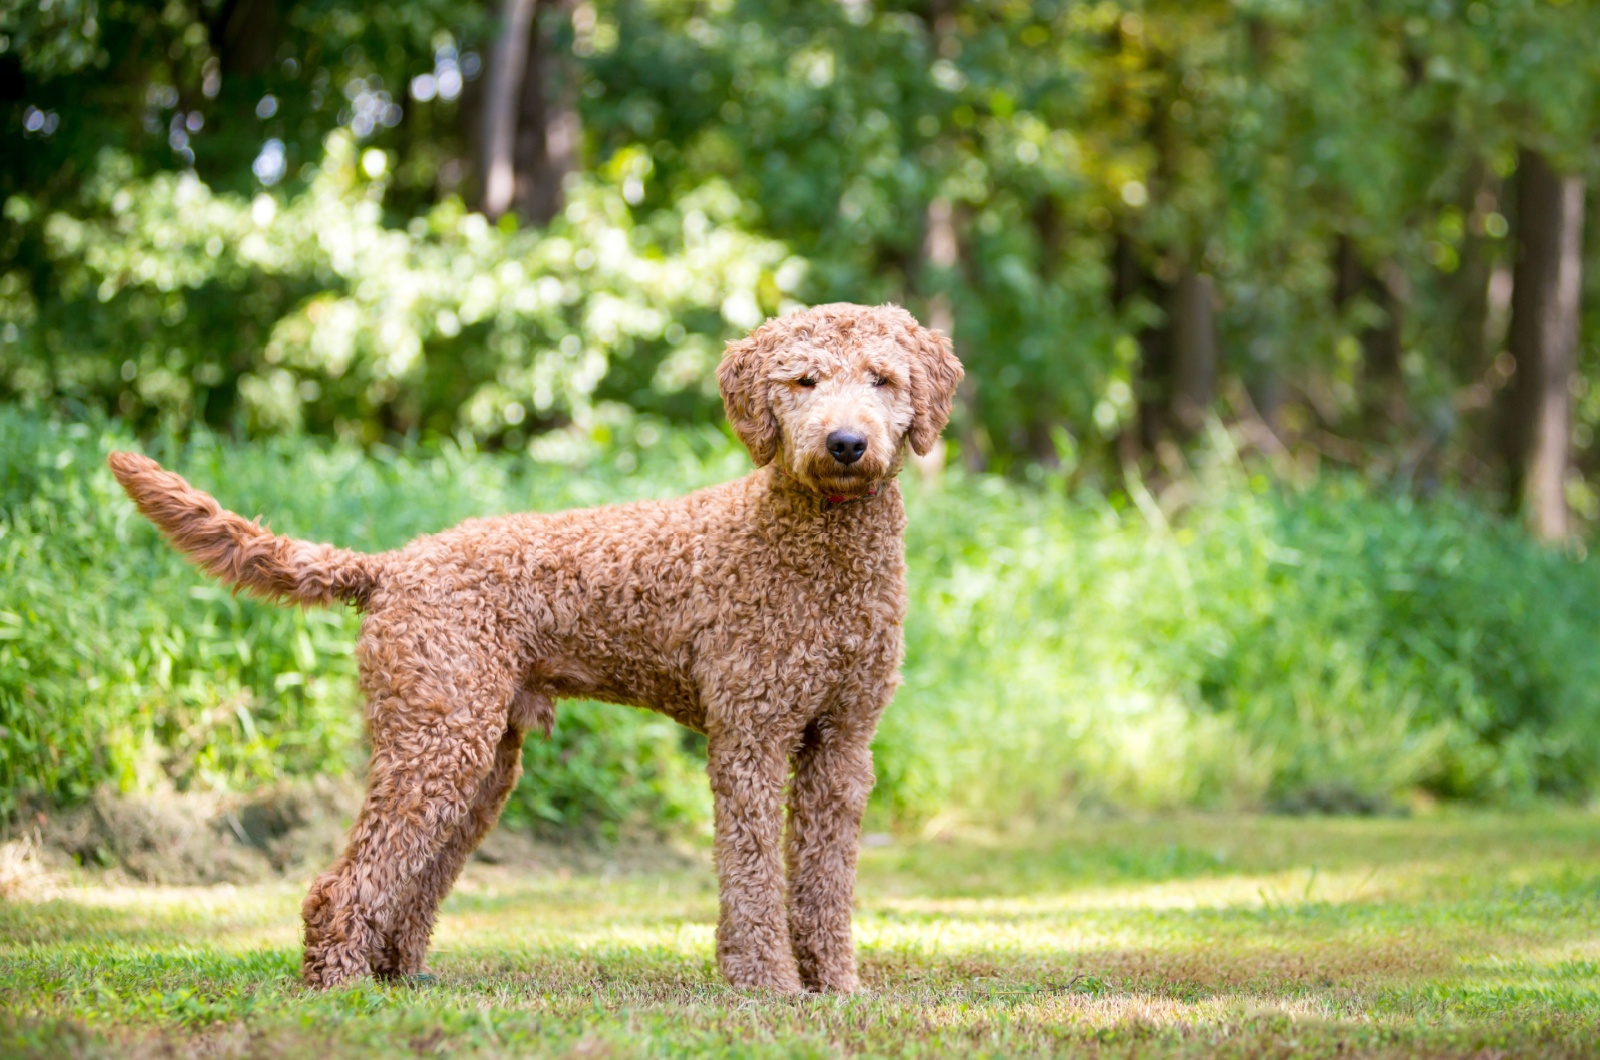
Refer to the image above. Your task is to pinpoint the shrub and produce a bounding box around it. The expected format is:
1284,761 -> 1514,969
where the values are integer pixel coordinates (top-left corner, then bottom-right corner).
881,462 -> 1600,823
0,410 -> 741,836
5,410 -> 1600,834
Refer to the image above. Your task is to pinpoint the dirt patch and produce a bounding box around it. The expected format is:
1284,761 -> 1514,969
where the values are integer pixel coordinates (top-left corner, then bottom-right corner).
8,782 -> 700,886
0,831 -> 60,901
12,778 -> 360,885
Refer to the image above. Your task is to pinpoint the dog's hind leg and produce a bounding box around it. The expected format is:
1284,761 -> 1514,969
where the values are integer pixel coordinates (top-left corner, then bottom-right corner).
374,721 -> 529,980
300,677 -> 510,989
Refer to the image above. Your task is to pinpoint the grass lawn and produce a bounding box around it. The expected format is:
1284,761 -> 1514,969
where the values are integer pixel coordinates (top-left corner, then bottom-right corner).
3,813 -> 1599,1057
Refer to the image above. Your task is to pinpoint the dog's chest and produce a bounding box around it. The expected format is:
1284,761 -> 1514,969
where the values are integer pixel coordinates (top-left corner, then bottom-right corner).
696,529 -> 906,675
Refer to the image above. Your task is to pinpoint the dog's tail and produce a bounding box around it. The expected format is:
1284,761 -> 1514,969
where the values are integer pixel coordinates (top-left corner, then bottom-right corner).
107,452 -> 379,608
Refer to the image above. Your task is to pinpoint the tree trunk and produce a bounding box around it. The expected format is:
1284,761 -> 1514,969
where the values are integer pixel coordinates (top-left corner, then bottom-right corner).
1439,162 -> 1508,470
513,0 -> 580,225
912,0 -> 972,475
1109,232 -> 1168,457
1125,256 -> 1217,448
1115,31 -> 1211,454
209,0 -> 281,78
1364,263 -> 1405,389
1334,235 -> 1407,430
1504,149 -> 1585,540
1169,266 -> 1218,436
479,0 -> 580,224
1451,160 -> 1500,386
480,0 -> 537,220
917,195 -> 971,473
1025,196 -> 1066,464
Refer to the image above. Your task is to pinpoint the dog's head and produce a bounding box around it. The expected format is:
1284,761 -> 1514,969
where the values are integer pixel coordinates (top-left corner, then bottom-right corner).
717,303 -> 964,499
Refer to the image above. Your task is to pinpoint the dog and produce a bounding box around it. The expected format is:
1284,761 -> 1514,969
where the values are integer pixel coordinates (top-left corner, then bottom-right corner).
108,302 -> 963,993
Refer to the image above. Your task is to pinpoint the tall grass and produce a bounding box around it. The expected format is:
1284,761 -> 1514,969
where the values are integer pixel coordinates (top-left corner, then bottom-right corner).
884,459 -> 1600,822
5,410 -> 1600,834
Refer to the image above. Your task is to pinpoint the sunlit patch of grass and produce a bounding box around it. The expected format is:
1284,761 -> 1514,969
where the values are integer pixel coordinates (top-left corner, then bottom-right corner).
4,813 -> 1600,1057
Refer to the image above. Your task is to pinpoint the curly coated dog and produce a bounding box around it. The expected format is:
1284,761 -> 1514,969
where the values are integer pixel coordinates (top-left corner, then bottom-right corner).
108,302 -> 963,994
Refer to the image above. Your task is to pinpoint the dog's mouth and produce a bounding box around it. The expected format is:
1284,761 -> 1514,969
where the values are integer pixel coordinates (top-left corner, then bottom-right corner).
798,463 -> 883,502
782,429 -> 893,500
820,483 -> 878,503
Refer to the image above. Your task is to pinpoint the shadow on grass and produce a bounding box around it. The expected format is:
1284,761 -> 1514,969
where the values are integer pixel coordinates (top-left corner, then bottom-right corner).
859,813 -> 1600,897
5,815 -> 1600,1056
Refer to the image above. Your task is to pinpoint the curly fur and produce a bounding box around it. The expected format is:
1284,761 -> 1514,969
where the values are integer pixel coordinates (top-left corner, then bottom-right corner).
108,302 -> 962,994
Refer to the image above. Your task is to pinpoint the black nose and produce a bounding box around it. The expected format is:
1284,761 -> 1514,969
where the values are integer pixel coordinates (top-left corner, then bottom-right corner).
826,430 -> 867,465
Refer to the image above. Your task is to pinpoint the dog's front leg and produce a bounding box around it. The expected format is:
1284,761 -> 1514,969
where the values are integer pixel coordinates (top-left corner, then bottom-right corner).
706,729 -> 804,994
785,719 -> 874,992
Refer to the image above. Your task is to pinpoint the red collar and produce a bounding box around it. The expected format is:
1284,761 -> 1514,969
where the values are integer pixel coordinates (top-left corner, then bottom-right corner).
825,484 -> 879,505
772,466 -> 880,506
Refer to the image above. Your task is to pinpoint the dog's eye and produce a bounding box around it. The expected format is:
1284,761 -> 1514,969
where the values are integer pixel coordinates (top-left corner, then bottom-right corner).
871,374 -> 889,388
797,377 -> 816,388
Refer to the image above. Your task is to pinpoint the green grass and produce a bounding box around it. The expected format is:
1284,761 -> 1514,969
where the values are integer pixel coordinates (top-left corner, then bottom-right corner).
5,813 -> 1600,1057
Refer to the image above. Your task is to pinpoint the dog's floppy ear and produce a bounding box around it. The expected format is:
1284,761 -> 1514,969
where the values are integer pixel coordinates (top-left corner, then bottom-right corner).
903,319 -> 964,457
717,331 -> 779,466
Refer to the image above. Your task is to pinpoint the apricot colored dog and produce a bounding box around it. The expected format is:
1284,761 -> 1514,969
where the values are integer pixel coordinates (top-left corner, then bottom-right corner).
109,302 -> 963,993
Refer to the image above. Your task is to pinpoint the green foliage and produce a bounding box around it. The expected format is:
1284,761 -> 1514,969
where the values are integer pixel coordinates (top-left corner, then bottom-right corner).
7,411 -> 1600,831
5,136 -> 794,444
0,410 -> 747,834
4,0 -> 1599,481
880,442 -> 1600,822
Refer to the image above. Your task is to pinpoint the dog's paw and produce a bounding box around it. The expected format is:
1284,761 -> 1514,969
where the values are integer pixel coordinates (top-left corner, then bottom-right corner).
804,975 -> 860,995
741,976 -> 806,996
721,959 -> 805,996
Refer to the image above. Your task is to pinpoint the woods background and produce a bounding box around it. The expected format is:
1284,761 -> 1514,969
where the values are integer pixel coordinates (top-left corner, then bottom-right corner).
4,0 -> 1600,835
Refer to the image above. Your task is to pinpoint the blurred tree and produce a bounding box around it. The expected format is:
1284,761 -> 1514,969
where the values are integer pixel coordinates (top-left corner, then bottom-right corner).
479,0 -> 579,223
1,0 -> 1597,525
480,0 -> 539,219
1504,150 -> 1585,540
